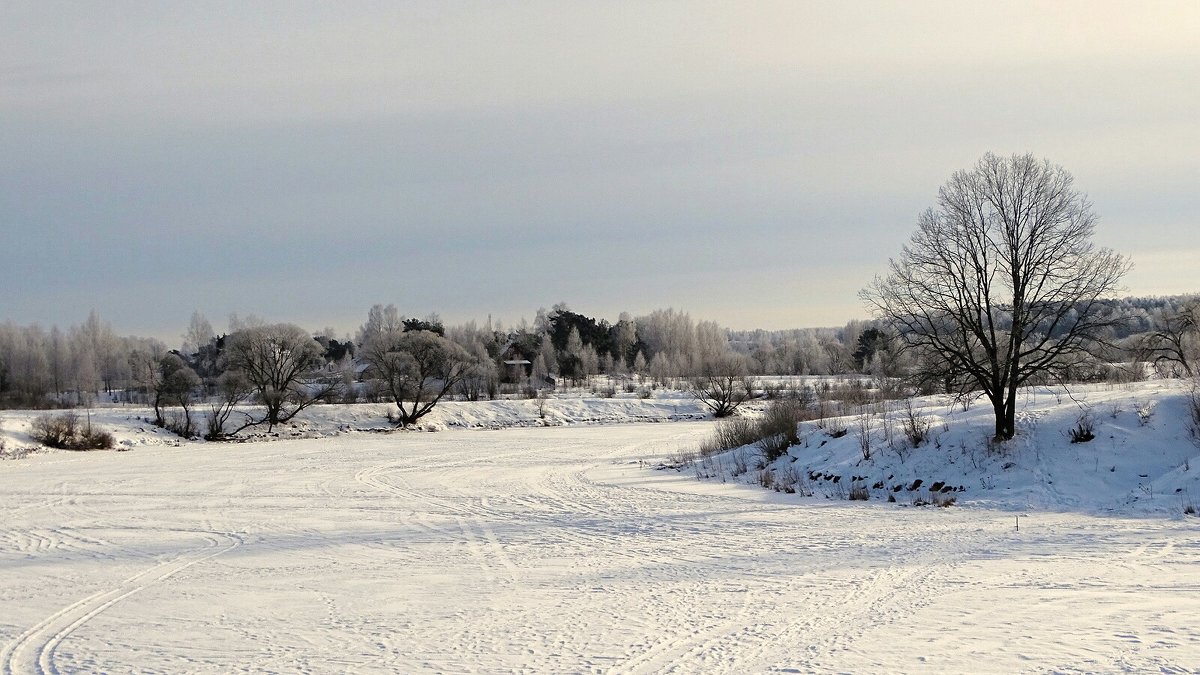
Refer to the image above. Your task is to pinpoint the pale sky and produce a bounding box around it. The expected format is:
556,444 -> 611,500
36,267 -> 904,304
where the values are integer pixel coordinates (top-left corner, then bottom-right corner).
2,1 -> 1197,341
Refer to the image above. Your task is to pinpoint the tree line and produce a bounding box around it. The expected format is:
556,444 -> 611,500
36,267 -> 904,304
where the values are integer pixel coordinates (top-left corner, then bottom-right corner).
2,154 -> 1197,441
1,295 -> 1194,416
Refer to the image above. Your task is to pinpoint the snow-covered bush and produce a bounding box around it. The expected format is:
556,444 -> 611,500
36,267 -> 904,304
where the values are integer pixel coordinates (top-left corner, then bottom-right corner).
1136,400 -> 1155,426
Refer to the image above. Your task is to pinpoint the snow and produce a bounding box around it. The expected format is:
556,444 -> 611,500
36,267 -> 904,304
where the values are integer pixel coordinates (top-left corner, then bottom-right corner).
1,383 -> 1199,672
712,379 -> 1200,516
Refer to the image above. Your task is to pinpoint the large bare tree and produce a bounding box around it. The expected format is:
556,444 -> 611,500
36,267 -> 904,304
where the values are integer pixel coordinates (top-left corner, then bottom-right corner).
220,323 -> 337,433
862,153 -> 1129,440
689,352 -> 756,418
363,329 -> 476,426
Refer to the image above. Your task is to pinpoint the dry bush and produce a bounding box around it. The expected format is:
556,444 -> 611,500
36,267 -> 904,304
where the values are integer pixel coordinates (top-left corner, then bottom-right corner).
755,433 -> 791,463
848,483 -> 870,500
1068,412 -> 1096,444
774,465 -> 811,495
31,412 -> 114,450
1187,390 -> 1200,447
759,399 -> 804,444
754,399 -> 804,461
701,417 -> 758,455
856,414 -> 874,461
729,448 -> 749,476
900,398 -> 933,447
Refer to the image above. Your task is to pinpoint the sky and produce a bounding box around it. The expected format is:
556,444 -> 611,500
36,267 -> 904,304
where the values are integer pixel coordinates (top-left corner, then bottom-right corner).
2,1 -> 1197,344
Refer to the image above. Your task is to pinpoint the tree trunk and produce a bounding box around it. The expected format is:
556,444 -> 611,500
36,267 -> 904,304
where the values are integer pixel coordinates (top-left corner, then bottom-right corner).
991,388 -> 1017,440
990,397 -> 1015,441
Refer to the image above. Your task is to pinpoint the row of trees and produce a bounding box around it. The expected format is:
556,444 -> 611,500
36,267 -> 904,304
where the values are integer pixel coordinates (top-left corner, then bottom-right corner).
1,150 -> 1195,444
2,295 -> 1196,418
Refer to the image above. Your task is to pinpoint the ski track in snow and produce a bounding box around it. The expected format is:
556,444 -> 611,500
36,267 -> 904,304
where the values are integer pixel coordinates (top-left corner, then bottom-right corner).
0,529 -> 242,675
1,422 -> 1199,672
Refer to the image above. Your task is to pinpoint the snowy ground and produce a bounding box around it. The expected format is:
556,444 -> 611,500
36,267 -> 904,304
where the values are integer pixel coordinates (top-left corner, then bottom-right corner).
2,412 -> 1199,673
707,380 -> 1200,517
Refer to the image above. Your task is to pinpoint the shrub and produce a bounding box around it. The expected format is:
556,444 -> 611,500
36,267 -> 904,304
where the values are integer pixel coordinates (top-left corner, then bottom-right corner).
1068,413 -> 1096,444
710,417 -> 760,453
30,412 -> 114,450
775,465 -> 811,495
1188,390 -> 1200,447
900,398 -> 932,447
758,399 -> 803,444
1136,400 -> 1155,426
754,400 -> 804,461
856,414 -> 874,461
729,448 -> 749,476
756,433 -> 791,463
848,484 -> 870,500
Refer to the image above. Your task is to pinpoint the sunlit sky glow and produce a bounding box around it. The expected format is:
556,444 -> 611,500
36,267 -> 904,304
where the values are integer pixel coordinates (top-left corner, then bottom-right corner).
3,1 -> 1197,342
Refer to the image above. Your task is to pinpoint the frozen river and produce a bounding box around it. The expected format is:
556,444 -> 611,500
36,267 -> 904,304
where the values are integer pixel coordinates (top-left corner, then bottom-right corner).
2,422 -> 1198,673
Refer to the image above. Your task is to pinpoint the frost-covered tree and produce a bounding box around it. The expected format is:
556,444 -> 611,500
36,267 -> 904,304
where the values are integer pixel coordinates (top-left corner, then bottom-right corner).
363,329 -> 476,426
1137,298 -> 1199,377
220,323 -> 335,432
182,311 -> 214,356
357,304 -> 404,345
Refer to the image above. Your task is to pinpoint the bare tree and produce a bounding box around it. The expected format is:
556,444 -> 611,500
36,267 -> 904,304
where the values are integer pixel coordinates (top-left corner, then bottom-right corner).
220,323 -> 336,433
1137,299 -> 1199,377
863,153 -> 1129,440
689,352 -> 757,418
182,310 -> 214,356
154,353 -> 202,436
205,370 -> 251,440
363,329 -> 476,426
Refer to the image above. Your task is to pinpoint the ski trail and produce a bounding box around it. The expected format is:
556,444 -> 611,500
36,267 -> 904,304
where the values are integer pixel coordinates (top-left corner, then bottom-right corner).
0,531 -> 242,675
355,463 -> 520,584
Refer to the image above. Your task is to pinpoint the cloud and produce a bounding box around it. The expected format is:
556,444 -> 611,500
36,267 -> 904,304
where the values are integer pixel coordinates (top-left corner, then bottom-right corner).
1,1 -> 1197,339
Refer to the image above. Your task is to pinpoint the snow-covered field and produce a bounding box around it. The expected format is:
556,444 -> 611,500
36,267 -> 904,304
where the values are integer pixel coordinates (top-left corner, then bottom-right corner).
2,385 -> 1200,673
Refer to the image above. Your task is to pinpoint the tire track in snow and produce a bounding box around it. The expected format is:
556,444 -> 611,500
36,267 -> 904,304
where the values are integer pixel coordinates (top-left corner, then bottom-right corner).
0,530 -> 242,675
